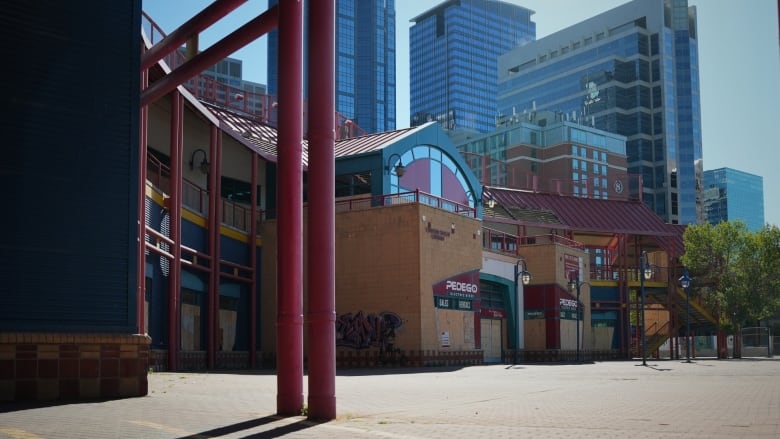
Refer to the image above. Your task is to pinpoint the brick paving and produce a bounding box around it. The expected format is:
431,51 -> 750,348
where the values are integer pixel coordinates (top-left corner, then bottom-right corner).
1,359 -> 779,438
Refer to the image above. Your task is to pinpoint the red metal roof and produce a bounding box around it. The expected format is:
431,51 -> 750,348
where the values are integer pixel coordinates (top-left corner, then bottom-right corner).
203,102 -> 432,166
486,187 -> 676,237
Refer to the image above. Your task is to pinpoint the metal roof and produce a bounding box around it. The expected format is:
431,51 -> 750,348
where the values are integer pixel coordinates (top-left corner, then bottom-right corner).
203,103 -> 435,166
485,186 -> 676,237
333,123 -> 432,158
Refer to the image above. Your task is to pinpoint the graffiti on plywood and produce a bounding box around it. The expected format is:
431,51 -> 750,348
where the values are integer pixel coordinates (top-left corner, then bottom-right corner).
336,311 -> 402,349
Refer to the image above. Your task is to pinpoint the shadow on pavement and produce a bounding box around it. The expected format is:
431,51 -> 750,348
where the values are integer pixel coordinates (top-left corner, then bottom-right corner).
176,415 -> 317,439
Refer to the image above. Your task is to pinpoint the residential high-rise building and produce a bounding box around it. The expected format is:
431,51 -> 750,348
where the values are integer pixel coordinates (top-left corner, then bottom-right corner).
189,53 -> 268,117
457,110 -> 630,201
409,0 -> 535,135
267,0 -> 396,134
702,168 -> 765,231
496,0 -> 702,224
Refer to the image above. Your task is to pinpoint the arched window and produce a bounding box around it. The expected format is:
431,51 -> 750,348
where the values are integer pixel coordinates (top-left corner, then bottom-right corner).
389,145 -> 475,209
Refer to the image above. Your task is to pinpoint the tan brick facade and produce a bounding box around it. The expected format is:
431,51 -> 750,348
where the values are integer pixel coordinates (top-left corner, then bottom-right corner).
260,202 -> 483,366
0,333 -> 151,401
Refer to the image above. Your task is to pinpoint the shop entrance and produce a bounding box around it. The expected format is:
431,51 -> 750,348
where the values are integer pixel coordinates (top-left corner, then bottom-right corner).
481,319 -> 503,363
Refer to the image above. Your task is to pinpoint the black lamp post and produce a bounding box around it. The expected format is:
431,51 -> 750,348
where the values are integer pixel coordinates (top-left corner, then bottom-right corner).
677,269 -> 692,363
568,270 -> 583,362
639,251 -> 653,366
514,259 -> 532,364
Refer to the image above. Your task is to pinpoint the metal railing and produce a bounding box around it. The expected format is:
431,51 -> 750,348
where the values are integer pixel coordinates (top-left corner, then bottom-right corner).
334,190 -> 476,218
146,154 -> 258,233
481,227 -> 585,255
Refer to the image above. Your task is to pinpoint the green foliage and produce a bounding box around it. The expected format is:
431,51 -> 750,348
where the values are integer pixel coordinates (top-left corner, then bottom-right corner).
681,221 -> 780,330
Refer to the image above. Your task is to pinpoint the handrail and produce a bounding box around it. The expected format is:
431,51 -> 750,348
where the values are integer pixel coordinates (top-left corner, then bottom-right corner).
334,189 -> 476,218
146,154 -> 257,233
481,227 -> 585,255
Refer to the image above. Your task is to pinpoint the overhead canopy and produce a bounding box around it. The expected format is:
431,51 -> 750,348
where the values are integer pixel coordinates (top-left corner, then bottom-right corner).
484,186 -> 685,257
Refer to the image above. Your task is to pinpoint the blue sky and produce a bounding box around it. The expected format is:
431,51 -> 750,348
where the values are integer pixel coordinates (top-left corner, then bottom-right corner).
143,0 -> 780,227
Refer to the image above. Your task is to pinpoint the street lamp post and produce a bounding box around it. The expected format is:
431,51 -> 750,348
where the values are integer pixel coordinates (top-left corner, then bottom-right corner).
677,269 -> 692,363
568,271 -> 582,362
639,251 -> 653,366
514,259 -> 532,365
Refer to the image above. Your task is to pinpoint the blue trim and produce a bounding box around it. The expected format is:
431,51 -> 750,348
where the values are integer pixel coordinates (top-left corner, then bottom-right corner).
220,282 -> 241,298
182,270 -> 207,291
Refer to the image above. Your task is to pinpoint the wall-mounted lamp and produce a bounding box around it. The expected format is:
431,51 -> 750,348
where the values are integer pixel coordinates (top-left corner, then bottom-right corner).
482,192 -> 496,208
385,153 -> 406,177
189,148 -> 210,174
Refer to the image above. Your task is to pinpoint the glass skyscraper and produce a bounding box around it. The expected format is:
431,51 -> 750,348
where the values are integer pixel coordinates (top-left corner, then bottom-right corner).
702,168 -> 765,231
409,0 -> 535,135
496,0 -> 702,224
267,0 -> 396,134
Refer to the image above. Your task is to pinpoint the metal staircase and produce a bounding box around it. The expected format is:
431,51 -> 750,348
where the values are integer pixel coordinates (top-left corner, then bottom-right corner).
633,286 -> 718,358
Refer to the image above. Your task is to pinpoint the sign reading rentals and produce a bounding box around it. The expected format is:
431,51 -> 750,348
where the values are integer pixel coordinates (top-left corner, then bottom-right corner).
432,270 -> 480,311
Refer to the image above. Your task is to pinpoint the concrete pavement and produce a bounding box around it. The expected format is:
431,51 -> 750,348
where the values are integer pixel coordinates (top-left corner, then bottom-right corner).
1,359 -> 779,438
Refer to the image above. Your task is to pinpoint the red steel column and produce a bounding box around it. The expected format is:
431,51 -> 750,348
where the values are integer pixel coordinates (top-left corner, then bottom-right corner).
250,152 -> 258,367
168,90 -> 184,371
276,0 -> 304,416
307,0 -> 336,421
207,123 -> 220,368
138,68 -> 149,335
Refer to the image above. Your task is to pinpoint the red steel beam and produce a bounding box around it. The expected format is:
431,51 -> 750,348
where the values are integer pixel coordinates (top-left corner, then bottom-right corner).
250,152 -> 258,368
141,4 -> 279,107
137,67 -> 149,336
306,0 -> 337,421
141,0 -> 248,70
207,123 -> 220,368
276,0 -> 304,417
168,91 -> 184,371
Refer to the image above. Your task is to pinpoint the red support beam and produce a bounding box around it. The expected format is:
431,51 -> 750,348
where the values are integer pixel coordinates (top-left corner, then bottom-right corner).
249,151 -> 258,368
168,91 -> 184,371
141,4 -> 279,107
276,0 -> 304,417
207,123 -> 220,368
141,0 -> 248,70
137,67 -> 149,335
306,0 -> 337,421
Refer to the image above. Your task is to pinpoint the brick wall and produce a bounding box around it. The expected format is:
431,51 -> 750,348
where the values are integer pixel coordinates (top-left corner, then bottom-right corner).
0,333 -> 151,401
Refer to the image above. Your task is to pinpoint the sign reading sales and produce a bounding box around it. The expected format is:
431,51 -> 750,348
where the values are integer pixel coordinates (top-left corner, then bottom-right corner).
432,270 -> 480,311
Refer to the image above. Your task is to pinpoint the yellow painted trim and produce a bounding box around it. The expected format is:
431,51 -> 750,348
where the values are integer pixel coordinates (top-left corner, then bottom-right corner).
144,190 -> 262,247
182,208 -> 207,227
146,184 -> 165,205
220,225 -> 248,242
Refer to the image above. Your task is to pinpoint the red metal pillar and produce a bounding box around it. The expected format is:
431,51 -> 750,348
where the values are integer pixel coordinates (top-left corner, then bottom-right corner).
207,123 -> 221,368
307,0 -> 336,421
138,68 -> 149,335
168,90 -> 184,371
250,152 -> 258,368
276,0 -> 304,416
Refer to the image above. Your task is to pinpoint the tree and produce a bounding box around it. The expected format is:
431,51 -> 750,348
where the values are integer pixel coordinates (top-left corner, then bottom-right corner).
680,221 -> 780,357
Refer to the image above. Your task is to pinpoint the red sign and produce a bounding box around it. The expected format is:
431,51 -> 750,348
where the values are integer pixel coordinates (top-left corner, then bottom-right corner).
565,254 -> 580,279
432,270 -> 480,300
481,308 -> 506,319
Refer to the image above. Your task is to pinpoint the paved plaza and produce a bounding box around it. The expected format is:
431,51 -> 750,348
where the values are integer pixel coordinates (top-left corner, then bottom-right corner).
1,359 -> 779,438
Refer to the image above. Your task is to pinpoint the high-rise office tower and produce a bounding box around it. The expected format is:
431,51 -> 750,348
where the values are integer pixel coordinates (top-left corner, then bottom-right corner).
702,168 -> 765,231
409,0 -> 535,135
267,0 -> 396,134
497,0 -> 702,224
